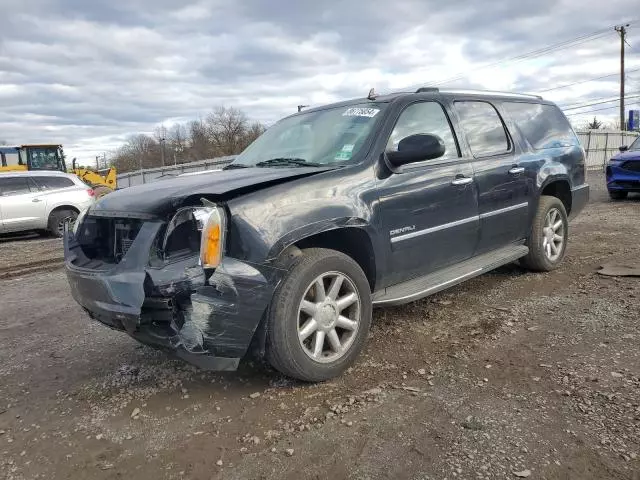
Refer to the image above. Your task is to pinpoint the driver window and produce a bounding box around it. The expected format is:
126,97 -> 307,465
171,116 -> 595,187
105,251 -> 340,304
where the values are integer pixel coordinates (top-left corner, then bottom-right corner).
387,102 -> 459,160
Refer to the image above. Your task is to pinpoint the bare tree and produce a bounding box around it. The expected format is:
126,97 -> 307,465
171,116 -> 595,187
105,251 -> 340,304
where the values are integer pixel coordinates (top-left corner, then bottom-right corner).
168,123 -> 188,164
154,124 -> 168,166
189,118 -> 213,160
110,106 -> 266,171
111,134 -> 158,173
207,106 -> 249,156
242,122 -> 266,150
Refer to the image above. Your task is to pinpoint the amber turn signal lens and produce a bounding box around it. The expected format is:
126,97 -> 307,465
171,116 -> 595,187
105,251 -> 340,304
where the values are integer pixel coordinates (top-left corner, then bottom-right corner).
200,208 -> 225,268
202,224 -> 221,266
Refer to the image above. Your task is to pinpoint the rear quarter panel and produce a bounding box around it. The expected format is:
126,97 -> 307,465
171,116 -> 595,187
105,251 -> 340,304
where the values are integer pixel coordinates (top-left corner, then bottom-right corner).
496,101 -> 586,220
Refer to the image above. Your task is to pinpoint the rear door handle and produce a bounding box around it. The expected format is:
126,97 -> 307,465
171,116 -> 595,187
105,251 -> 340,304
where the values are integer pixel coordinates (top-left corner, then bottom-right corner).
451,176 -> 473,186
509,167 -> 525,175
32,198 -> 43,203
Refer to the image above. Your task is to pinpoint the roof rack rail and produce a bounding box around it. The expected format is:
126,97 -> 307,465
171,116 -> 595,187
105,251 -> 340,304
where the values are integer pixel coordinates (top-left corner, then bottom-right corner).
415,87 -> 439,93
438,89 -> 543,100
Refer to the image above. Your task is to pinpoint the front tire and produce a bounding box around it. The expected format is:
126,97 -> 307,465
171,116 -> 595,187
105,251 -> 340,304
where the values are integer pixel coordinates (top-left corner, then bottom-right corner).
266,248 -> 372,382
520,196 -> 568,272
609,190 -> 628,200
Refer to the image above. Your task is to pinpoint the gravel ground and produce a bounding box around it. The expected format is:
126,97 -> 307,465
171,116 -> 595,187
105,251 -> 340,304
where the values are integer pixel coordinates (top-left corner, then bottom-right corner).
1,172 -> 639,480
0,233 -> 63,278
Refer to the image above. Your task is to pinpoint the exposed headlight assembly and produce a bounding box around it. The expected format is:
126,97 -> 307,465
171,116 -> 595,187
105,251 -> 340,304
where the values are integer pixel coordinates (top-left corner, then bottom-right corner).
162,204 -> 226,268
72,207 -> 89,236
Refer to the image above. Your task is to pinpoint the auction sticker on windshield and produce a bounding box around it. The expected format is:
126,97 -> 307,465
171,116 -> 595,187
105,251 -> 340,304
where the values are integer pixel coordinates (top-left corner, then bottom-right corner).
334,144 -> 355,161
342,107 -> 380,117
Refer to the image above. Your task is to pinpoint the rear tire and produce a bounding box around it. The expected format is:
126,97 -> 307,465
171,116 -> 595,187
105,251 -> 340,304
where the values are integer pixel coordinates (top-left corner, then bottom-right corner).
520,195 -> 568,272
609,190 -> 628,200
47,209 -> 78,238
266,248 -> 372,382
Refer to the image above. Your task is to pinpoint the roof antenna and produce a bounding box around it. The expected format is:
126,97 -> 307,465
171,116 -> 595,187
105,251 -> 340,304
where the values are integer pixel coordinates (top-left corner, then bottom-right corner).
367,88 -> 377,100
297,105 -> 308,112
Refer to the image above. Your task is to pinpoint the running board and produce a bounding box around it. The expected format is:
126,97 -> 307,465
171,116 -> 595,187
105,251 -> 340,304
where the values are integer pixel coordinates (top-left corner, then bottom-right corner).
372,244 -> 529,306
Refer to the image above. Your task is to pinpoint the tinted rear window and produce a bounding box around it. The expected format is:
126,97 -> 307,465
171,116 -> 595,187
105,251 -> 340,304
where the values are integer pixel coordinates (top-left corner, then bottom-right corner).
33,176 -> 75,190
454,101 -> 510,157
503,102 -> 579,150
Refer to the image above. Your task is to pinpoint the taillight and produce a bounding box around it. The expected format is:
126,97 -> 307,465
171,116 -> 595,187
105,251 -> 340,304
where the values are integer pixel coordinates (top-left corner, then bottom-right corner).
87,189 -> 95,197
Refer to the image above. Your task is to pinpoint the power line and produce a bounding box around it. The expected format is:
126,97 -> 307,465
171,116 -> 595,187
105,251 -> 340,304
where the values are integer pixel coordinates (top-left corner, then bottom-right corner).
562,92 -> 640,111
538,67 -> 640,92
562,95 -> 640,118
565,105 -> 624,117
421,27 -> 617,87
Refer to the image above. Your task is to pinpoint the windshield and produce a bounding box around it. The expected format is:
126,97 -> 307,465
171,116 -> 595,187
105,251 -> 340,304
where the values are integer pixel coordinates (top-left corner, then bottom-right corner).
629,136 -> 640,151
231,103 -> 386,167
26,147 -> 63,171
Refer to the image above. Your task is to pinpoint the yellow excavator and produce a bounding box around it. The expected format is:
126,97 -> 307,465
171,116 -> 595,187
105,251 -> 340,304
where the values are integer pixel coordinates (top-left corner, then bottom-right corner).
0,144 -> 117,197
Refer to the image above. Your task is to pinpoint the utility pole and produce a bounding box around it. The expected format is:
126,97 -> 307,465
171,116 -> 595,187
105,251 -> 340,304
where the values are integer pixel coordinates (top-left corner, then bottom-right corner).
160,137 -> 166,167
615,24 -> 629,130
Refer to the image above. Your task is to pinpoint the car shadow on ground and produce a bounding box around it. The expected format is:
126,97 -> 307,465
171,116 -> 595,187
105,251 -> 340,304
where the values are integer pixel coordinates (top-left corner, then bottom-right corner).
0,231 -> 53,243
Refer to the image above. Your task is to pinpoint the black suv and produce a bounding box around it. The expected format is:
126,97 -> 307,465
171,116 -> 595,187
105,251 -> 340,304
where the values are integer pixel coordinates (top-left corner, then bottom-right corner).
64,88 -> 589,381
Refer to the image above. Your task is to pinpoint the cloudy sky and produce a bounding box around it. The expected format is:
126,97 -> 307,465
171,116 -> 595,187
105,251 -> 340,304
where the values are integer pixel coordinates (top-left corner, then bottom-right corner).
1,0 -> 639,164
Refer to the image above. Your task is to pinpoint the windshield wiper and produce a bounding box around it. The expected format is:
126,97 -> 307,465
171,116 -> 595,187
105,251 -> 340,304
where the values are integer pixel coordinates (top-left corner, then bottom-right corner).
255,158 -> 321,168
223,163 -> 250,170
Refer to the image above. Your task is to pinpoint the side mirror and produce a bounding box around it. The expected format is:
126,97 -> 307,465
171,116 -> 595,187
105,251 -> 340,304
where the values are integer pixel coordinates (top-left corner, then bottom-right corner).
619,145 -> 629,152
386,134 -> 446,167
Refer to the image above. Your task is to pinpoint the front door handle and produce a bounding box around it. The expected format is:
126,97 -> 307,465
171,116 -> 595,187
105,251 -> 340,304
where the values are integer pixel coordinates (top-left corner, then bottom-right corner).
451,176 -> 473,186
509,166 -> 525,175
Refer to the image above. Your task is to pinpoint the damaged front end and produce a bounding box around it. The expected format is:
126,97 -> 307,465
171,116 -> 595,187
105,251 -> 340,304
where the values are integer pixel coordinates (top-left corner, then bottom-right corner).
63,203 -> 282,371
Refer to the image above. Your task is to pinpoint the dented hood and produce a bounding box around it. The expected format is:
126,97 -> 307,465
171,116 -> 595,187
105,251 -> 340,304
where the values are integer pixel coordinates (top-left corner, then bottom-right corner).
93,166 -> 331,216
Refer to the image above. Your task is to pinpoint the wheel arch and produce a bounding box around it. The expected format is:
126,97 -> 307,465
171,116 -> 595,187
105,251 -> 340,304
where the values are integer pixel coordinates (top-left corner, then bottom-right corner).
539,177 -> 572,215
48,204 -> 80,218
248,225 -> 378,363
290,227 -> 377,292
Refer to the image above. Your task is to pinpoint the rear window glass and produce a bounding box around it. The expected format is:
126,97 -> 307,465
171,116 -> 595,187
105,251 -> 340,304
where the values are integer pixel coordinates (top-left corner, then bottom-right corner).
33,176 -> 75,189
503,102 -> 579,150
454,101 -> 510,157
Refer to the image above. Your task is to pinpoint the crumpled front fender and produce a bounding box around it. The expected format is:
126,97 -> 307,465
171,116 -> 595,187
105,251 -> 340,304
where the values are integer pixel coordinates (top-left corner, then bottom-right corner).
64,221 -> 284,370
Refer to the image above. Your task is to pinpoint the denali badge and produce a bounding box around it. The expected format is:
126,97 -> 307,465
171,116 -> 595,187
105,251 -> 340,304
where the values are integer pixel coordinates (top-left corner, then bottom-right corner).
390,225 -> 416,236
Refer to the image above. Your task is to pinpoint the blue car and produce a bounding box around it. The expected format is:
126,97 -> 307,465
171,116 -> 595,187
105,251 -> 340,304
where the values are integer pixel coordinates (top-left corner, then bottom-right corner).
607,136 -> 640,200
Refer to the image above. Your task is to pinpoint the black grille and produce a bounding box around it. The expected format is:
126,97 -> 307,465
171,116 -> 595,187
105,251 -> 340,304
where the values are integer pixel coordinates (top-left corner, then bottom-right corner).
621,161 -> 640,173
77,216 -> 143,264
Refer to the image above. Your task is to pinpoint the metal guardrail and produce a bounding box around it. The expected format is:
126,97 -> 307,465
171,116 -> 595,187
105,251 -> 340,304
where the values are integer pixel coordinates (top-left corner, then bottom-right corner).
115,130 -> 639,187
116,156 -> 236,188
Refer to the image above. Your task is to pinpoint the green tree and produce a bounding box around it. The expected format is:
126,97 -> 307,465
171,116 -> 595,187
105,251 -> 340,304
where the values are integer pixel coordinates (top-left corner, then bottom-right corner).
586,117 -> 602,130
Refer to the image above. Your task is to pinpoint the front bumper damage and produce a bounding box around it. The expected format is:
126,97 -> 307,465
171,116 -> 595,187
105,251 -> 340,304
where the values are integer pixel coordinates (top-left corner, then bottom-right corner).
63,222 -> 284,371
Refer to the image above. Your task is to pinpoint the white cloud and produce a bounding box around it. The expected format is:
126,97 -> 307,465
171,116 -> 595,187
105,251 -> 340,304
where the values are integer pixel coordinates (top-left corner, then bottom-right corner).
1,0 -> 639,162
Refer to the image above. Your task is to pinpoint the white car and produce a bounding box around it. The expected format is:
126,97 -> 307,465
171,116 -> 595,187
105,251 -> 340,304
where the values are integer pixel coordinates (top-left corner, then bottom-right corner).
0,171 -> 95,237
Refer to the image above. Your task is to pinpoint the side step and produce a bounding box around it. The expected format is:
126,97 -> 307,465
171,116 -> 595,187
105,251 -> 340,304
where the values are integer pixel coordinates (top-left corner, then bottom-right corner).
372,244 -> 529,306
